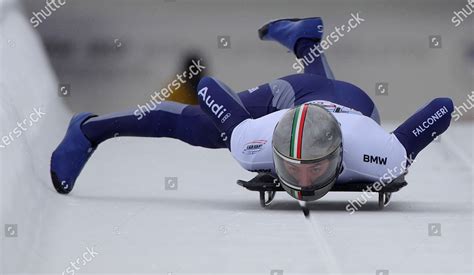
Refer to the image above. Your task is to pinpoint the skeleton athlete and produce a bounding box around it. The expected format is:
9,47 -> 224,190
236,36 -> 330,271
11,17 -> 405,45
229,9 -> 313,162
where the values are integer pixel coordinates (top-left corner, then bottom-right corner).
51,17 -> 453,201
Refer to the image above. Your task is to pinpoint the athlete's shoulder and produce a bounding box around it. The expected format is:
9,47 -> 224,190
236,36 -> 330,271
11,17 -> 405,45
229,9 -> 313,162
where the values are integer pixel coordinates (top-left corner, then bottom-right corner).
230,110 -> 287,173
335,114 -> 408,183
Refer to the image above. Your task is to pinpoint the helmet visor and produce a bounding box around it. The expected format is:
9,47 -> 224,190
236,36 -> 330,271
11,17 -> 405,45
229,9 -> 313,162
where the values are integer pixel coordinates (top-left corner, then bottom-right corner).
273,147 -> 342,191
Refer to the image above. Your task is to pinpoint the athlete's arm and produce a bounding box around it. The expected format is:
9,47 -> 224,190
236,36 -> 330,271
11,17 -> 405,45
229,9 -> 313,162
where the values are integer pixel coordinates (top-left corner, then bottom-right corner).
335,113 -> 408,184
393,98 -> 453,160
336,97 -> 453,184
230,110 -> 288,174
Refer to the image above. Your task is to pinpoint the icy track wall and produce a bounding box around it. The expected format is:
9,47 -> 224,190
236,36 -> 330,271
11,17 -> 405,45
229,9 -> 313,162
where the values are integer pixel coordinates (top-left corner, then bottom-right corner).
1,1 -> 70,272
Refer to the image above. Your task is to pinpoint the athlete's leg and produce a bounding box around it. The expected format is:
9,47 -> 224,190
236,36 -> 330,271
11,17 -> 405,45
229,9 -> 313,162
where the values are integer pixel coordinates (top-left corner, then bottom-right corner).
237,81 -> 293,119
82,101 -> 226,148
393,98 -> 453,161
280,74 -> 379,122
237,74 -> 380,124
294,39 -> 335,78
196,77 -> 252,149
258,17 -> 334,78
51,101 -> 226,194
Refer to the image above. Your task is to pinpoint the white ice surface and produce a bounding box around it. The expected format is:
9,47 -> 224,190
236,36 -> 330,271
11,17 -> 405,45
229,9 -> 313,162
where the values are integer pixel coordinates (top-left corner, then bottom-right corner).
1,3 -> 473,275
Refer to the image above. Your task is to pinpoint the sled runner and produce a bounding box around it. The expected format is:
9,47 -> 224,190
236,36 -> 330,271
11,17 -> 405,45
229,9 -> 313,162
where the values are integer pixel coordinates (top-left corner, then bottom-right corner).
237,173 -> 408,209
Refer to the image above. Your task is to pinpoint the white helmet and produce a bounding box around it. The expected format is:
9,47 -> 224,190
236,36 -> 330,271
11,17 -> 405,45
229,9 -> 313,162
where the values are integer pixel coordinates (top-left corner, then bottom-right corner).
272,103 -> 343,201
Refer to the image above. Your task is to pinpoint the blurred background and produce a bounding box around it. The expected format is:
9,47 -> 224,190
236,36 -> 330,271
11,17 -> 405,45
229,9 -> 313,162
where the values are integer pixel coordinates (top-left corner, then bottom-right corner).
21,0 -> 474,121
1,0 -> 473,274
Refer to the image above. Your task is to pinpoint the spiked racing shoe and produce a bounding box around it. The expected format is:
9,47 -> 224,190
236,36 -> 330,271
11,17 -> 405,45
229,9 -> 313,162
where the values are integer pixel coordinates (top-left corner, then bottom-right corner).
258,17 -> 324,56
50,112 -> 97,194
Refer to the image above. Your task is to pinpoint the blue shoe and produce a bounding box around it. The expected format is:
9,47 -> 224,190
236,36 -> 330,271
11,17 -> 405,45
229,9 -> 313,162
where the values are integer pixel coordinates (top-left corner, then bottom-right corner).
258,17 -> 324,56
50,112 -> 97,194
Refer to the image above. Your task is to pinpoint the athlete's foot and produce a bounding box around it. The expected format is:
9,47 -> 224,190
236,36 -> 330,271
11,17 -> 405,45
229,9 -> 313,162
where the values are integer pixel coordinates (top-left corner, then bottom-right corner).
258,17 -> 324,57
50,112 -> 97,194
